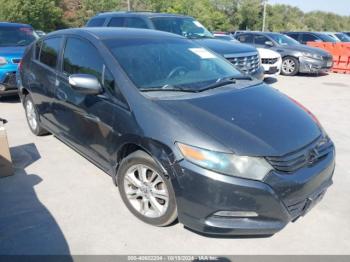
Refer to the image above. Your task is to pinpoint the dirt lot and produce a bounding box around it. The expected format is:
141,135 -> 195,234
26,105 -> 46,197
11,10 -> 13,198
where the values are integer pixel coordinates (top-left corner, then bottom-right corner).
1,73 -> 350,255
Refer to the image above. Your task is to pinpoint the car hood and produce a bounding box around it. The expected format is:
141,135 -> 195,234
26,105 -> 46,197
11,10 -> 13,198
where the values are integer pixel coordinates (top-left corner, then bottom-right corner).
0,46 -> 26,57
154,84 -> 321,157
194,38 -> 258,56
276,44 -> 330,56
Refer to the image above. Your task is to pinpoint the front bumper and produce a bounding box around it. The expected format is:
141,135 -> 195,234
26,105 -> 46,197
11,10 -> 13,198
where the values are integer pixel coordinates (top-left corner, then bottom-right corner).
172,149 -> 335,236
0,67 -> 18,97
262,59 -> 282,76
299,56 -> 333,73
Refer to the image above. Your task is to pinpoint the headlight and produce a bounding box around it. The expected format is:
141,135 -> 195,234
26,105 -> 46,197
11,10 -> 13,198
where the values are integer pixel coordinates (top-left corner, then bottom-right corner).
177,143 -> 273,181
302,52 -> 322,60
0,57 -> 7,66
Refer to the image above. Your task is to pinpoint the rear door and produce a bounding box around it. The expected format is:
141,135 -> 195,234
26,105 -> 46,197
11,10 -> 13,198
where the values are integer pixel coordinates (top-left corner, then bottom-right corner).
53,36 -> 118,168
30,36 -> 63,132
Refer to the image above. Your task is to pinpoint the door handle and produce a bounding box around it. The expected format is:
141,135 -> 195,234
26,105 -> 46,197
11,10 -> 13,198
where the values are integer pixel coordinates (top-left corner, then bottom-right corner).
84,114 -> 100,122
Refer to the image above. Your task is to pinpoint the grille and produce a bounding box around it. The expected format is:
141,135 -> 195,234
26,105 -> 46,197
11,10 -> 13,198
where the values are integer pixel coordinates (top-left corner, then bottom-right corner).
12,58 -> 21,64
3,72 -> 17,87
261,58 -> 279,65
266,136 -> 334,173
226,53 -> 260,74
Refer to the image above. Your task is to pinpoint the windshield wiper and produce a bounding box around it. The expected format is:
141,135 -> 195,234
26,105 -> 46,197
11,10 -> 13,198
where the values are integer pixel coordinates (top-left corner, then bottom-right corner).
140,85 -> 196,93
197,75 -> 253,92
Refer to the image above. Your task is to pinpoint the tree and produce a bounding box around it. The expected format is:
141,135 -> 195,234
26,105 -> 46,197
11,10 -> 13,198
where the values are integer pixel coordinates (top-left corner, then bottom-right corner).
0,0 -> 63,32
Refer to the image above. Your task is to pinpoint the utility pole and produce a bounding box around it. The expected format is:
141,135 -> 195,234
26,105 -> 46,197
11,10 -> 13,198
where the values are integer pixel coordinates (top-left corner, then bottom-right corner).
127,0 -> 131,11
262,0 -> 267,32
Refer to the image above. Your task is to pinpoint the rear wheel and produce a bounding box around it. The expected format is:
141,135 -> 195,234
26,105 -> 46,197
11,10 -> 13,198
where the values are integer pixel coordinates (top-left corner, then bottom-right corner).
117,150 -> 177,226
281,56 -> 299,76
24,95 -> 49,136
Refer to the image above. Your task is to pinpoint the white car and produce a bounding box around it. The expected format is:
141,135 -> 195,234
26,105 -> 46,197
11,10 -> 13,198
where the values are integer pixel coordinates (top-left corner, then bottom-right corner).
257,48 -> 282,77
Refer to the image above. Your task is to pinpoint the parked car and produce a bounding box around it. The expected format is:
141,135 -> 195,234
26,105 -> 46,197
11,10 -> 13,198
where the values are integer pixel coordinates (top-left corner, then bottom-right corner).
324,32 -> 350,42
283,31 -> 338,45
343,32 -> 350,37
18,28 -> 335,236
86,12 -> 264,80
0,22 -> 37,98
214,33 -> 281,77
236,32 -> 333,76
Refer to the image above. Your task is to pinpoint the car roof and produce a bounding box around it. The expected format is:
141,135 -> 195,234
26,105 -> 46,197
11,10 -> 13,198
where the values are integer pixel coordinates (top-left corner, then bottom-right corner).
94,11 -> 191,19
47,27 -> 186,41
0,22 -> 33,28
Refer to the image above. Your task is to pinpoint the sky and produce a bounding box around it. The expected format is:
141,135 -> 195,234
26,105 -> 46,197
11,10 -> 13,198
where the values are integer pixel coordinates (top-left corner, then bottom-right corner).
268,0 -> 350,16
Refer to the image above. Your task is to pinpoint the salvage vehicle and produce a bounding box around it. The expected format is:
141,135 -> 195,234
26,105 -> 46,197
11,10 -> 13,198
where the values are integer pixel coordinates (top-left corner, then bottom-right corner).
283,31 -> 338,44
0,22 -> 37,98
236,32 -> 333,76
19,28 -> 335,236
86,12 -> 264,80
213,33 -> 281,77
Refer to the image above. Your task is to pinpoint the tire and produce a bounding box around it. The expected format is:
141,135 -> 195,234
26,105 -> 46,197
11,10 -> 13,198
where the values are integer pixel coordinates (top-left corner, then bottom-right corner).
24,94 -> 49,136
117,150 -> 178,227
281,56 -> 299,76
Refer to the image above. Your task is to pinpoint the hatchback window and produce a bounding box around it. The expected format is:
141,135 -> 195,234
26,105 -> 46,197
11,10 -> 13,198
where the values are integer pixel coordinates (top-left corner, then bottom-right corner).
108,17 -> 125,27
104,37 -> 241,91
63,37 -> 114,92
40,37 -> 61,69
0,26 -> 38,47
87,18 -> 106,27
125,17 -> 148,29
237,34 -> 253,43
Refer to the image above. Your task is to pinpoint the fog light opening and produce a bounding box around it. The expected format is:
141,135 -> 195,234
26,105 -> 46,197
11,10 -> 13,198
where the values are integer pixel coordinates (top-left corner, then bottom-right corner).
0,84 -> 6,91
214,211 -> 258,218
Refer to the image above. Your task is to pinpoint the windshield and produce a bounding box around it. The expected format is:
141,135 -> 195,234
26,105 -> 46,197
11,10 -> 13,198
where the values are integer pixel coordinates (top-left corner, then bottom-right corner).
335,33 -> 350,42
104,38 -> 241,91
151,17 -> 213,39
318,33 -> 338,42
0,26 -> 38,47
267,33 -> 300,46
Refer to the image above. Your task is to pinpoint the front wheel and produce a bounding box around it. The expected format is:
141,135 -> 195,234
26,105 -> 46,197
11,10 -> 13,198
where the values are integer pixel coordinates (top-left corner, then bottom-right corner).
117,150 -> 178,227
281,56 -> 299,76
24,95 -> 49,136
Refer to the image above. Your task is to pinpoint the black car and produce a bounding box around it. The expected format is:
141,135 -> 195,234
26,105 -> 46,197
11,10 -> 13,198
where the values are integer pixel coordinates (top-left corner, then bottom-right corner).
236,32 -> 333,76
19,28 -> 335,236
283,31 -> 338,45
86,12 -> 264,80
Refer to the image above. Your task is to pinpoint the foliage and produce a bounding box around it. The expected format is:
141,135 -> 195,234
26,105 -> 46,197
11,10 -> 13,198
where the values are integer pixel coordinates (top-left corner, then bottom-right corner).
0,0 -> 350,32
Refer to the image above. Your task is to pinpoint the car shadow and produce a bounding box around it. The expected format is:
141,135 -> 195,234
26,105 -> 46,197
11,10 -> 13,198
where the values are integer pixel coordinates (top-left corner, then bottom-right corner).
0,95 -> 20,103
298,72 -> 329,77
0,143 -> 72,257
264,77 -> 278,84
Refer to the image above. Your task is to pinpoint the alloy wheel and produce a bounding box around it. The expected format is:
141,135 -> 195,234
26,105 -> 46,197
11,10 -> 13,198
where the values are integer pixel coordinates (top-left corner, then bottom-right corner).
26,99 -> 38,131
282,58 -> 296,74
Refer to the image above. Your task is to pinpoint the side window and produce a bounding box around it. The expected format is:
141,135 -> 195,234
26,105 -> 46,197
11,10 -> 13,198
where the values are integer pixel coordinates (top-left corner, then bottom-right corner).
237,34 -> 253,43
40,37 -> 61,69
301,33 -> 319,43
125,17 -> 148,29
87,18 -> 105,27
287,33 -> 299,41
63,37 -> 115,93
108,17 -> 125,27
35,40 -> 42,60
254,35 -> 270,45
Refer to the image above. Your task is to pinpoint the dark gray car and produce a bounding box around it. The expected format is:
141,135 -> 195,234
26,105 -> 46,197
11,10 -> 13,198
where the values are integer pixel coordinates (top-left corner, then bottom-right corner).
18,28 -> 335,236
236,32 -> 333,76
86,12 -> 264,80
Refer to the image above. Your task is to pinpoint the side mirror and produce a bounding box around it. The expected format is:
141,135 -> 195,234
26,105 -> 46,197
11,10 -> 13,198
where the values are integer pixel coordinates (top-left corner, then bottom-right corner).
265,41 -> 274,47
68,74 -> 102,95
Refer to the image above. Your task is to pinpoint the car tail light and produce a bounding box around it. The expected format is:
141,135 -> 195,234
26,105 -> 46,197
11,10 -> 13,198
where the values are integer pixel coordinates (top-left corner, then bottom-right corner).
18,60 -> 23,71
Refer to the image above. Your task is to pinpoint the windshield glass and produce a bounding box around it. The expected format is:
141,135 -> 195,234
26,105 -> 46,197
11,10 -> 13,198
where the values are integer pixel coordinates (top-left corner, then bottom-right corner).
267,33 -> 300,46
151,17 -> 213,39
104,38 -> 241,91
335,33 -> 350,42
318,33 -> 338,42
0,26 -> 37,47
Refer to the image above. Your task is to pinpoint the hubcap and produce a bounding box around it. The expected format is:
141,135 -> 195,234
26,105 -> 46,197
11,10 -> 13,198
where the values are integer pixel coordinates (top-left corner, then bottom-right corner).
282,59 -> 296,74
26,100 -> 37,130
124,164 -> 169,218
